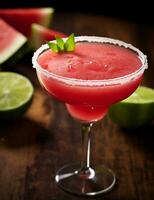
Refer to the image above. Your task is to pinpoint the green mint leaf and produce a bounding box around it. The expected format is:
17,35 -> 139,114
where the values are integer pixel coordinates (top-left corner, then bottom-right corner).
48,42 -> 59,53
47,34 -> 75,53
64,33 -> 75,52
56,37 -> 65,51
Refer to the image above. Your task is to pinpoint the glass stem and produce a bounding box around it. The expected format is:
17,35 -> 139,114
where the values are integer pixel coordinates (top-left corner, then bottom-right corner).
81,123 -> 93,170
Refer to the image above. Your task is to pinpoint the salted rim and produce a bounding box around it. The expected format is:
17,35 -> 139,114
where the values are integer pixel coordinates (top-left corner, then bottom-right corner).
32,36 -> 148,86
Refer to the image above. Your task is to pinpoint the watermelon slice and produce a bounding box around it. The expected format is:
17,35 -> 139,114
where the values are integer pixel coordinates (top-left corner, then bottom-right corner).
0,18 -> 27,65
0,8 -> 54,36
31,23 -> 67,50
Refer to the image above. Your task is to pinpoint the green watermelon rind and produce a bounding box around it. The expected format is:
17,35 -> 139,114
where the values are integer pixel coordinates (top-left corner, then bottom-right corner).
0,34 -> 27,65
3,42 -> 30,67
30,23 -> 44,50
40,7 -> 54,28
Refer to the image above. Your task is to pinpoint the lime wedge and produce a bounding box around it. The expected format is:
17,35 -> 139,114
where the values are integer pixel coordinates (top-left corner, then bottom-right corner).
109,86 -> 154,128
0,72 -> 34,119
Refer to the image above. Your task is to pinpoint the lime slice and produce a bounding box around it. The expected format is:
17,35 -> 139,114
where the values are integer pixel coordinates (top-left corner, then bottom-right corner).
0,72 -> 34,119
109,86 -> 154,128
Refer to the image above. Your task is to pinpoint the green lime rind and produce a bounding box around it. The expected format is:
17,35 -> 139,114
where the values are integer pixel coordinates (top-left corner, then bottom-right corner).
109,86 -> 154,128
122,86 -> 154,104
0,72 -> 34,119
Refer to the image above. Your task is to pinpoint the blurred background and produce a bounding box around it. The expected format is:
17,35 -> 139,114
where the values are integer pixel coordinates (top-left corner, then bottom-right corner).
0,0 -> 154,24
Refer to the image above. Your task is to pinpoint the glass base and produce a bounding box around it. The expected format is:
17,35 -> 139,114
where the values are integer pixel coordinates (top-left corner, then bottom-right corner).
55,163 -> 116,196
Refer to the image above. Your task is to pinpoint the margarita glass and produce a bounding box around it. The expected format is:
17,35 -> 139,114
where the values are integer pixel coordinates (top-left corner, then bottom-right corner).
32,36 -> 147,196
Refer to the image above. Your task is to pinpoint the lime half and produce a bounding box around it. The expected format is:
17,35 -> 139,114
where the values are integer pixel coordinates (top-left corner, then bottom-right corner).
109,86 -> 154,128
0,72 -> 34,119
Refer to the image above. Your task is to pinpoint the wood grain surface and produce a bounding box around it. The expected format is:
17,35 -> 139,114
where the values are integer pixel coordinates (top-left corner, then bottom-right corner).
0,12 -> 154,200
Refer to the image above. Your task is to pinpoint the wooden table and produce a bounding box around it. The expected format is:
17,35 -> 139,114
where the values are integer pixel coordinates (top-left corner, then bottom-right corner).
0,12 -> 154,200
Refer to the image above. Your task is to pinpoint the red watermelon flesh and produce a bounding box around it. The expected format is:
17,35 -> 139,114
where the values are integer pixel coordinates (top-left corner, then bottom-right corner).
0,8 -> 54,36
31,23 -> 67,49
0,18 -> 27,64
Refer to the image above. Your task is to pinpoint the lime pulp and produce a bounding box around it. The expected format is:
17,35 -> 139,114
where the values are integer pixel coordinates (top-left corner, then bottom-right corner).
0,72 -> 34,119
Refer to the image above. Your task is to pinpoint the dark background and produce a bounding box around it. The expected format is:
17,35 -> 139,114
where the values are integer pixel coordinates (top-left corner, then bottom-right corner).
0,0 -> 154,25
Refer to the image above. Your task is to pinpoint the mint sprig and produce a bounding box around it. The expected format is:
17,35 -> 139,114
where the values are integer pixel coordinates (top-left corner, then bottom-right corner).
48,42 -> 58,53
48,33 -> 75,53
64,34 -> 75,51
56,37 -> 65,51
